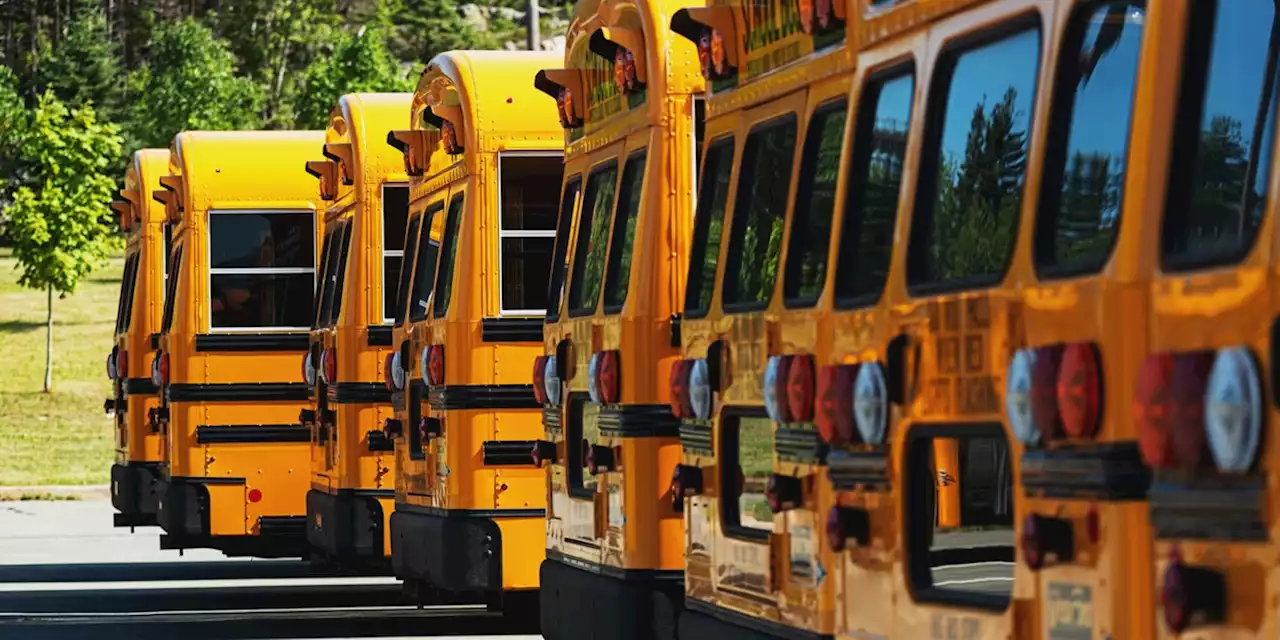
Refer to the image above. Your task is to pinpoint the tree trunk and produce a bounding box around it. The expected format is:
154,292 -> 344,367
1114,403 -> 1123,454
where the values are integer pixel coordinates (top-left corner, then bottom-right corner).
43,286 -> 53,393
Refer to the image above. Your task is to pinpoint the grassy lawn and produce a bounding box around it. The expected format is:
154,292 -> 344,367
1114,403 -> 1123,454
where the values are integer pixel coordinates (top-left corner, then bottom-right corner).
0,246 -> 121,485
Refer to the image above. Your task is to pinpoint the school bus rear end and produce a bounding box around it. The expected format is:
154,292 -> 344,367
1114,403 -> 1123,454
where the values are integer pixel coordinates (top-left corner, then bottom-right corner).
387,50 -> 562,614
530,0 -> 703,636
151,130 -> 325,558
108,148 -> 172,529
299,93 -> 412,570
666,0 -> 853,636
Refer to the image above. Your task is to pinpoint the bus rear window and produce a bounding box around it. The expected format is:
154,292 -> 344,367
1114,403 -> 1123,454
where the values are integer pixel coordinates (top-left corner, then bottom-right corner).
602,151 -> 648,312
783,102 -> 848,307
1162,0 -> 1278,270
115,255 -> 141,334
322,222 -> 354,328
834,69 -> 914,307
313,228 -> 338,329
499,154 -> 562,314
382,184 -> 410,321
684,138 -> 734,317
908,26 -> 1041,290
208,211 -> 315,329
567,162 -> 619,317
1036,2 -> 1144,274
411,203 -> 444,322
431,195 -> 465,318
721,116 -> 797,311
161,246 -> 184,332
393,214 -> 422,326
546,177 -> 582,322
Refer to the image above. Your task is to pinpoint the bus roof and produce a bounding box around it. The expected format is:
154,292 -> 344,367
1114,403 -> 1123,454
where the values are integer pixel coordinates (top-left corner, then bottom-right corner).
160,130 -> 325,218
310,93 -> 413,202
116,148 -> 170,232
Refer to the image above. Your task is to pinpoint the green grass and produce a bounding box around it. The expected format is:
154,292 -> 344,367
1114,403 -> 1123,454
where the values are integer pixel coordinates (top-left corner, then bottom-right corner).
0,247 -> 121,485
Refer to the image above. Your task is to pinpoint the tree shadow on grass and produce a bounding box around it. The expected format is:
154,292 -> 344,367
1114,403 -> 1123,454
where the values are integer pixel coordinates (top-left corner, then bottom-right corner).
0,320 -> 45,333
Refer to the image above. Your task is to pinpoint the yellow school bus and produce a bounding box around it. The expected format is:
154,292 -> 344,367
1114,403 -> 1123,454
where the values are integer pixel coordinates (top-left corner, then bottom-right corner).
108,148 -> 172,529
666,0 -> 854,635
384,50 -> 562,614
150,130 -> 325,558
529,0 -> 703,636
300,93 -> 412,570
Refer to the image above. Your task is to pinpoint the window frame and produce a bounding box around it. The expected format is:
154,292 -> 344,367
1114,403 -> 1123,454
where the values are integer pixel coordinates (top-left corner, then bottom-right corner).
833,60 -> 917,310
312,226 -> 339,329
205,208 -> 317,333
393,212 -> 423,327
684,135 -> 737,319
904,15 -> 1044,296
782,98 -> 851,309
410,199 -> 447,324
720,113 -> 800,314
431,191 -> 467,319
545,175 -> 583,324
161,244 -> 185,333
719,406 -> 774,543
566,158 -> 622,319
496,151 -> 564,317
601,148 -> 649,315
1033,1 -> 1145,279
381,182 -> 411,323
323,220 -> 355,328
565,393 -> 598,500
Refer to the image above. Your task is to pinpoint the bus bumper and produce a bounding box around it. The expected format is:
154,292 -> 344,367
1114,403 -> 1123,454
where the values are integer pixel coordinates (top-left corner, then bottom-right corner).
110,462 -> 160,527
389,505 -> 503,591
305,489 -> 388,564
679,599 -> 828,640
540,554 -> 683,640
156,477 -> 307,558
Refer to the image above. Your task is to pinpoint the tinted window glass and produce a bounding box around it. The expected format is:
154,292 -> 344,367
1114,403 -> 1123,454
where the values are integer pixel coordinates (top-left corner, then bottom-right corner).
1037,2 -> 1145,271
312,229 -> 338,328
324,222 -> 354,327
567,396 -> 601,497
910,27 -> 1041,287
500,155 -> 562,313
602,152 -> 648,311
394,215 -> 423,326
411,203 -> 444,322
161,247 -> 183,332
835,71 -> 915,306
209,212 -> 314,269
546,178 -> 582,321
211,272 -> 315,328
685,138 -> 735,315
784,103 -> 848,305
383,185 -> 410,252
121,255 -> 141,331
723,414 -> 775,535
567,163 -> 619,316
432,196 -> 465,318
722,117 -> 797,309
1162,0 -> 1278,268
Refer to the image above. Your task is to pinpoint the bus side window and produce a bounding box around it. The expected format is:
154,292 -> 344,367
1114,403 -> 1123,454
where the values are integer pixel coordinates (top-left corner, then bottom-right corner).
783,100 -> 848,307
382,185 -> 411,322
161,246 -> 184,332
833,69 -> 915,308
546,177 -> 583,322
566,162 -> 620,317
324,221 -> 354,327
602,150 -> 648,312
431,195 -> 465,318
684,138 -> 735,317
393,214 -> 423,327
411,202 -> 446,322
721,116 -> 798,311
312,228 -> 338,329
499,154 -> 563,315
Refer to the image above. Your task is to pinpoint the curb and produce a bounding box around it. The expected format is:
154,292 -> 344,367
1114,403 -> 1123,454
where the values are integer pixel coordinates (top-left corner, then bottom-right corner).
0,485 -> 110,500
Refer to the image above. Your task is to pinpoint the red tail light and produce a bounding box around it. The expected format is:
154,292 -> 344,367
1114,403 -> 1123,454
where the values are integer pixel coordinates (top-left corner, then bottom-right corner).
1057,343 -> 1101,438
786,354 -> 815,423
533,356 -> 549,404
321,348 -> 337,385
426,345 -> 444,386
157,352 -> 170,386
669,359 -> 693,419
107,350 -> 117,380
384,353 -> 397,392
247,488 -> 263,503
598,350 -> 621,404
1019,513 -> 1073,570
764,474 -> 801,513
1029,345 -> 1064,441
531,440 -> 557,467
814,364 -> 856,444
117,349 -> 129,379
1136,353 -> 1212,469
825,506 -> 868,552
1160,549 -> 1225,633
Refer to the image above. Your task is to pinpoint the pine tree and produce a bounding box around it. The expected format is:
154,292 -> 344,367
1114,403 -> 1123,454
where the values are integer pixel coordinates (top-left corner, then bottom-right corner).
31,0 -> 124,119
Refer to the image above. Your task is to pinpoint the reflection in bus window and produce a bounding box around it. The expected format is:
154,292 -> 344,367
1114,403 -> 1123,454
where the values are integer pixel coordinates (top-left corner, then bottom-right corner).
208,211 -> 316,329
725,415 -> 775,534
431,195 -> 465,317
909,432 -> 1014,604
784,102 -> 847,306
685,139 -> 734,316
161,247 -> 184,332
1163,0 -> 1278,268
115,255 -> 141,333
312,229 -> 338,329
602,151 -> 648,311
382,185 -> 410,321
325,222 -> 355,327
411,203 -> 445,321
722,117 -> 797,310
499,155 -> 563,314
910,27 -> 1040,287
393,215 -> 422,325
546,178 -> 582,321
1038,2 -> 1144,271
567,163 -> 619,316
568,397 -> 601,496
835,71 -> 914,306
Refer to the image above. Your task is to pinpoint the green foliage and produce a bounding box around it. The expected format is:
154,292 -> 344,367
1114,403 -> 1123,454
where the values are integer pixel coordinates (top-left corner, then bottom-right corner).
387,0 -> 497,64
291,25 -> 415,130
124,18 -> 265,149
29,1 -> 123,119
6,92 -> 123,296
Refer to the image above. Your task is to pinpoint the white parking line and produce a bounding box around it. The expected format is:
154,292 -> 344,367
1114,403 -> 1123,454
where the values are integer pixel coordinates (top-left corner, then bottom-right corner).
933,577 -> 1015,587
0,576 -> 400,592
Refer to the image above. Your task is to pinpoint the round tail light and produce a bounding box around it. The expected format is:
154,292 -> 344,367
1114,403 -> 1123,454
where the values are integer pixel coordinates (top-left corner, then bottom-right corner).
1030,345 -> 1064,442
815,364 -> 857,444
157,352 -> 170,387
763,355 -> 792,423
320,348 -> 337,385
587,352 -> 603,404
1005,349 -> 1039,445
107,349 -> 119,380
669,359 -> 693,419
302,352 -> 316,387
545,356 -> 562,405
425,345 -> 444,387
786,354 -> 815,423
116,349 -> 129,379
853,362 -> 888,445
689,359 -> 713,420
384,352 -> 398,392
533,356 -> 549,405
598,350 -> 621,404
1204,346 -> 1262,473
1057,343 -> 1101,439
389,350 -> 405,391
247,488 -> 263,503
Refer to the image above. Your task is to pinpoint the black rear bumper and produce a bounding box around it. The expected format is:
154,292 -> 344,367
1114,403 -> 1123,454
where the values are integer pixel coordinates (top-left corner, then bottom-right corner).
306,489 -> 390,565
156,477 -> 306,558
110,462 -> 160,527
540,555 -> 683,640
390,504 -> 514,592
